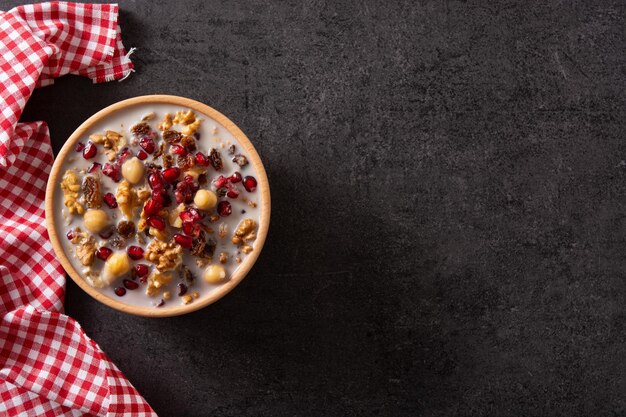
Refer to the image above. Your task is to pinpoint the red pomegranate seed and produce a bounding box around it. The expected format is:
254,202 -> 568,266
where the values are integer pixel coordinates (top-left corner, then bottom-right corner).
148,171 -> 165,189
184,175 -> 194,184
96,247 -> 113,261
179,208 -> 202,223
127,246 -> 144,260
102,163 -> 121,182
170,144 -> 187,155
134,264 -> 149,278
103,192 -> 118,208
114,287 -> 126,297
82,141 -> 97,159
218,201 -> 232,216
143,198 -> 162,216
147,215 -> 166,230
213,175 -> 228,188
177,283 -> 188,296
66,230 -> 74,240
118,147 -> 133,163
162,167 -> 181,183
137,150 -> 148,160
75,142 -> 85,152
226,182 -> 240,199
229,172 -> 242,183
140,136 -> 156,153
123,279 -> 139,290
88,162 -> 101,173
99,226 -> 115,239
182,222 -> 200,237
195,152 -> 209,166
174,233 -> 193,248
243,176 -> 257,192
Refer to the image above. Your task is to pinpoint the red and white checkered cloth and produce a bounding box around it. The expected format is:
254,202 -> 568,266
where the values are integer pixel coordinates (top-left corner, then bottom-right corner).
0,2 -> 157,416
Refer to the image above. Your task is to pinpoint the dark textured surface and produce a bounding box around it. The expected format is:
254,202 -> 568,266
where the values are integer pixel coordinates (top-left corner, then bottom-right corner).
5,0 -> 626,415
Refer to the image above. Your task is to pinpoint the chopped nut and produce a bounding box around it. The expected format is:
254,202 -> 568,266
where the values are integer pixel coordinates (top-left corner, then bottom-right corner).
142,112 -> 156,121
182,294 -> 193,304
168,203 -> 185,228
137,187 -> 151,203
61,170 -> 84,215
235,256 -> 242,264
208,214 -> 220,223
232,154 -> 248,167
149,226 -> 169,242
241,244 -> 253,254
82,175 -> 101,209
116,180 -> 138,219
146,271 -> 173,296
182,118 -> 201,136
91,130 -> 126,154
219,252 -> 228,264
73,230 -> 96,266
218,223 -> 228,238
232,218 -> 257,246
192,291 -> 199,299
173,110 -> 196,125
163,291 -> 171,300
158,113 -> 173,131
145,239 -> 182,271
196,258 -> 210,268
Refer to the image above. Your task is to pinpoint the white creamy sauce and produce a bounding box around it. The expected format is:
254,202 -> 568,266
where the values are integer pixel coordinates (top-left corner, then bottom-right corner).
53,103 -> 260,308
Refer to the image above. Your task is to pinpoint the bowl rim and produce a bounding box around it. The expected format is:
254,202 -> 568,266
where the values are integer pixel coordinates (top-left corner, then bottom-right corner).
45,95 -> 271,317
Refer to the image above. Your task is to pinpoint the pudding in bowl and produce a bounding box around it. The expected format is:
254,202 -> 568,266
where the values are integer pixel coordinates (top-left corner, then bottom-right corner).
45,95 -> 270,317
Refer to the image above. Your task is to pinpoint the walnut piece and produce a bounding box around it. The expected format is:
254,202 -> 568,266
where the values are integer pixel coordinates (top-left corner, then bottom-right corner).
90,130 -> 126,153
116,180 -> 138,219
158,113 -> 173,131
232,218 -> 257,246
173,110 -> 196,125
146,271 -> 173,296
145,239 -> 182,271
82,175 -> 101,209
61,170 -> 84,215
70,228 -> 96,266
182,118 -> 201,136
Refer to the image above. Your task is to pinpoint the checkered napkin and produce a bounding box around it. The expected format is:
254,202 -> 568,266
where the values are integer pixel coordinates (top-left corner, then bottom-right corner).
0,3 -> 157,416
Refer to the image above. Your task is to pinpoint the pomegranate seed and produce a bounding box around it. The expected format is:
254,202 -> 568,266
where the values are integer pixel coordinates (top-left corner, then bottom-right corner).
102,163 -> 121,182
170,144 -> 187,155
226,183 -> 239,199
162,167 -> 181,183
103,192 -> 118,208
229,172 -> 242,183
195,152 -> 209,166
137,150 -> 148,160
143,198 -> 162,216
218,201 -> 232,216
134,264 -> 149,278
118,147 -> 133,163
243,176 -> 257,192
82,141 -> 97,159
184,175 -> 194,184
148,171 -> 165,189
88,162 -> 101,173
123,279 -> 139,290
127,246 -> 144,260
140,136 -> 156,153
98,226 -> 115,239
180,208 -> 202,223
96,247 -> 113,261
140,276 -> 148,284
114,287 -> 126,297
213,175 -> 228,188
177,283 -> 188,296
75,142 -> 85,152
147,215 -> 166,230
174,233 -> 193,248
66,230 -> 74,240
182,222 -> 200,237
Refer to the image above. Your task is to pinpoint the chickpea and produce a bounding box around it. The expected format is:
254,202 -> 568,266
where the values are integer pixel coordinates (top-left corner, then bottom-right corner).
122,157 -> 145,184
83,209 -> 109,233
203,264 -> 226,284
194,189 -> 217,210
102,252 -> 130,284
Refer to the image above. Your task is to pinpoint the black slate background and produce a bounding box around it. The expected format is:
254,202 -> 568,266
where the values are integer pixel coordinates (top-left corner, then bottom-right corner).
4,0 -> 626,415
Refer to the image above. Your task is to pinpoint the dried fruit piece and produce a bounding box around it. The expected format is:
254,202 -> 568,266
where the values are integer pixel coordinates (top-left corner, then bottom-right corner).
190,236 -> 216,259
131,123 -> 151,137
177,282 -> 188,296
61,170 -> 84,215
117,220 -> 136,238
228,145 -> 236,155
208,148 -> 223,171
82,175 -> 101,209
99,226 -> 115,239
180,135 -> 196,152
162,129 -> 182,143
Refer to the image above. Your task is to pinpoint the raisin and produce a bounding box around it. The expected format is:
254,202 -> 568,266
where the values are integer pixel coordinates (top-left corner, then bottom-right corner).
117,221 -> 136,238
144,162 -> 163,171
131,122 -> 151,137
179,265 -> 194,286
181,135 -> 197,152
82,175 -> 101,209
162,130 -> 182,143
208,148 -> 223,171
153,142 -> 165,159
162,154 -> 174,168
198,173 -> 208,185
227,144 -> 236,155
232,154 -> 248,167
177,154 -> 195,171
190,236 -> 215,259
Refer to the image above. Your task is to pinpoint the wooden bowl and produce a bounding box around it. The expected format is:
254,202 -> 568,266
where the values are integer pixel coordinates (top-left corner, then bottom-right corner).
45,95 -> 270,317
